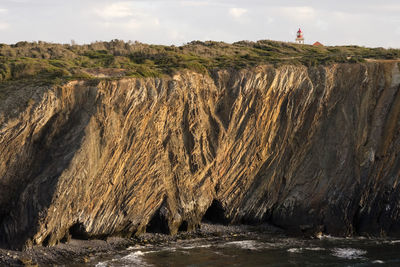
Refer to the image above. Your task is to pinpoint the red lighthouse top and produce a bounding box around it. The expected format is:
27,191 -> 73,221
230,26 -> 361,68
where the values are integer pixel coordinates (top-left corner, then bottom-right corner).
297,28 -> 303,38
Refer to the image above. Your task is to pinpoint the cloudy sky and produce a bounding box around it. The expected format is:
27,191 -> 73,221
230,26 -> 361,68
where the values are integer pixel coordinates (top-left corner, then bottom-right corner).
0,0 -> 399,47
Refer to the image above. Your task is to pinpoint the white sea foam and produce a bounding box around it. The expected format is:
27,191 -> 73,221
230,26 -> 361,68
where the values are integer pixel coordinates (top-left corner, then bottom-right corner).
120,251 -> 153,266
372,260 -> 385,264
305,247 -> 325,251
331,248 -> 367,260
122,250 -> 145,258
180,244 -> 212,250
127,245 -> 148,250
287,248 -> 302,253
287,247 -> 326,253
380,239 -> 400,245
161,247 -> 177,252
96,251 -> 153,267
224,240 -> 260,250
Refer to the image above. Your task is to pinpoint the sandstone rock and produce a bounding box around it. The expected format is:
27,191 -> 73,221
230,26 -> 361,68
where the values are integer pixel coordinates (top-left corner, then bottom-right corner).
0,63 -> 399,249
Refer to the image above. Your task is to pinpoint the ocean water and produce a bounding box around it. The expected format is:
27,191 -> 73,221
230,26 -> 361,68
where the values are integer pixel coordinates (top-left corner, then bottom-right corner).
92,235 -> 400,267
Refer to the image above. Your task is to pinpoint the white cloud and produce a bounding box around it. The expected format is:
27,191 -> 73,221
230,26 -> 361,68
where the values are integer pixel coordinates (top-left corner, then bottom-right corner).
315,19 -> 328,31
93,1 -> 160,31
0,22 -> 9,30
229,7 -> 247,18
332,11 -> 349,19
124,16 -> 160,29
180,1 -> 211,7
368,4 -> 400,13
98,13 -> 160,31
266,17 -> 275,24
279,6 -> 316,21
0,8 -> 8,14
95,2 -> 133,19
168,29 -> 186,42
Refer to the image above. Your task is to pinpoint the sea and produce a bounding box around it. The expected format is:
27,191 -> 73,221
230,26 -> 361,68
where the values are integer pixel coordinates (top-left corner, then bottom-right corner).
92,234 -> 400,267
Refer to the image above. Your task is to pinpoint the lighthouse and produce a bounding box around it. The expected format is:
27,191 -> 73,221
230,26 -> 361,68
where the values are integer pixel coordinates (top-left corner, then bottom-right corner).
295,28 -> 304,44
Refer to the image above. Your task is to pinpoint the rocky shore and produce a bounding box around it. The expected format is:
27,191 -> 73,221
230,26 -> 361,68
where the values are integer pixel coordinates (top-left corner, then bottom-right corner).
0,237 -> 132,266
0,223 -> 282,266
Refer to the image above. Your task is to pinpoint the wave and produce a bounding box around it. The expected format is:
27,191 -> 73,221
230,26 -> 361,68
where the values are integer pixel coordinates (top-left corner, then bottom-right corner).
179,244 -> 212,250
95,250 -> 153,267
331,248 -> 367,260
223,240 -> 260,250
287,248 -> 302,253
287,247 -> 326,253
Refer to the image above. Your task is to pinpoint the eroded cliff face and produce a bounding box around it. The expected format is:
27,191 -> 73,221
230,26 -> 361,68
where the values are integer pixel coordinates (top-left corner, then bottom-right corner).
0,63 -> 399,249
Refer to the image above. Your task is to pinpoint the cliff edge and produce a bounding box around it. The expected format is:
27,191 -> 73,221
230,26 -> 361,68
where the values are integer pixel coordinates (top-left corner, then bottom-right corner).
0,62 -> 400,249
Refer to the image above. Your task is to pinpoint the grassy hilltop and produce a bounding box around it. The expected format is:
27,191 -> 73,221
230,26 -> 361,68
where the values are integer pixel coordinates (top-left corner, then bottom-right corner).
0,39 -> 399,84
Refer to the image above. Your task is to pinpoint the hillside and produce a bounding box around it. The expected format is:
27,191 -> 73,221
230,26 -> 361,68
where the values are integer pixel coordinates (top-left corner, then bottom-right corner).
0,40 -> 399,85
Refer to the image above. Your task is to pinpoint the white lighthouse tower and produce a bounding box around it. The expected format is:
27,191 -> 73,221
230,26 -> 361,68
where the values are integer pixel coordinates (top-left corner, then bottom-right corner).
295,28 -> 304,44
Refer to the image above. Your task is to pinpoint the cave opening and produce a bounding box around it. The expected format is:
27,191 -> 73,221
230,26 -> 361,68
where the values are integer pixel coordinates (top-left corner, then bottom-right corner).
178,220 -> 188,232
42,235 -> 51,247
146,207 -> 170,234
69,222 -> 89,240
202,199 -> 228,225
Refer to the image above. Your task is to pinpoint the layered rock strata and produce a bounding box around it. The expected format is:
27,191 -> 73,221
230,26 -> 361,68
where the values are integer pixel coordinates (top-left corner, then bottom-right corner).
0,62 -> 399,249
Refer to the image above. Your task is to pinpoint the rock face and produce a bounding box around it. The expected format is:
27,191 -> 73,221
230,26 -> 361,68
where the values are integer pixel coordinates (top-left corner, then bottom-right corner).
0,63 -> 400,249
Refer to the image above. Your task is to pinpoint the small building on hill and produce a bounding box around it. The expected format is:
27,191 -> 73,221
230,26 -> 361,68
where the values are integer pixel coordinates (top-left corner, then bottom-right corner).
313,41 -> 324,47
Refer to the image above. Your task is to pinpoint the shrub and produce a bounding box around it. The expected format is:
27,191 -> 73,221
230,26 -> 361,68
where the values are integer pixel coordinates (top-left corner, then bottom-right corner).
0,40 -> 398,84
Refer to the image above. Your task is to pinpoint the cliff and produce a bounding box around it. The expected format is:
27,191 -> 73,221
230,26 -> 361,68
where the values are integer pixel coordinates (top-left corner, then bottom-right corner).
0,62 -> 399,249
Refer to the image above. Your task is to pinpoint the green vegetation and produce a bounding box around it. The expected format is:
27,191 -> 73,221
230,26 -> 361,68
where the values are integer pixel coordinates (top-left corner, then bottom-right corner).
0,39 -> 399,84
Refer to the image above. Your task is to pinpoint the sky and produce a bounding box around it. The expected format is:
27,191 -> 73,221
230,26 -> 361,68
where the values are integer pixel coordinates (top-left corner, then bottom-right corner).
0,0 -> 399,47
